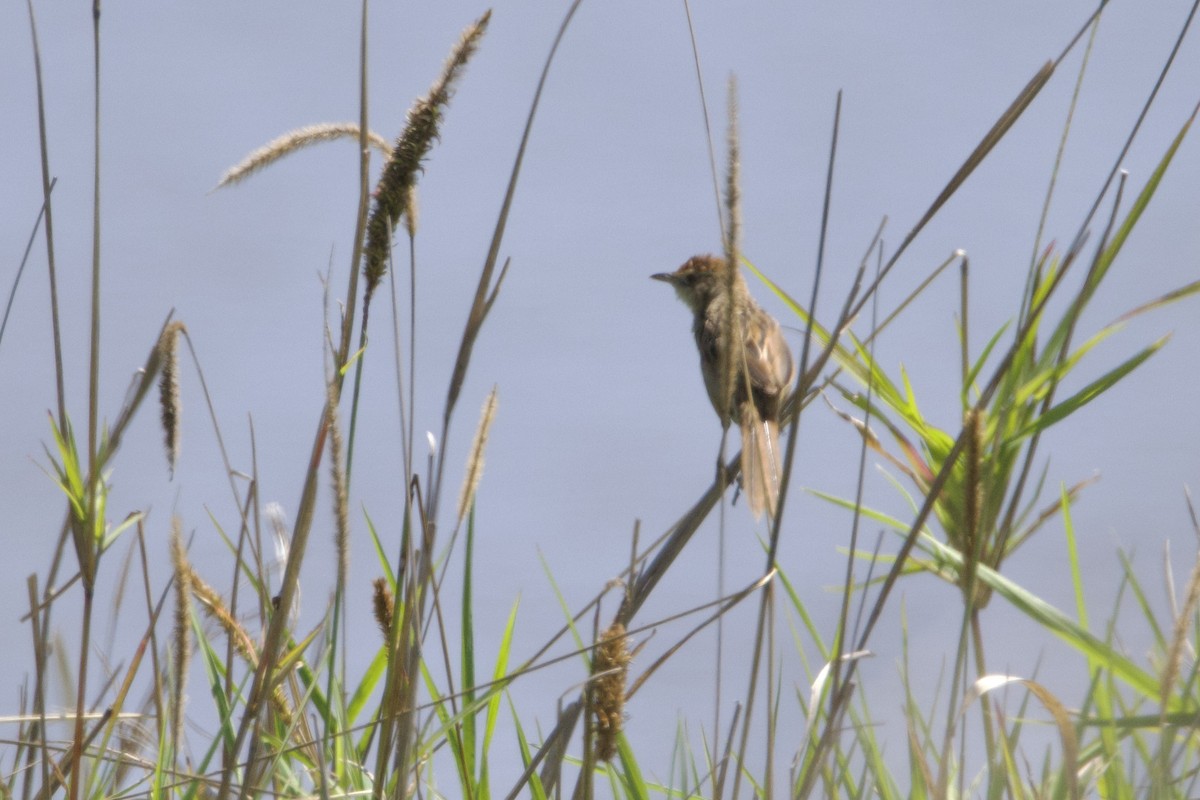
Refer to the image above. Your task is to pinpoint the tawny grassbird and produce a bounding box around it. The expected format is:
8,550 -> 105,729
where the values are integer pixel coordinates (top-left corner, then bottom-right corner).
652,255 -> 794,520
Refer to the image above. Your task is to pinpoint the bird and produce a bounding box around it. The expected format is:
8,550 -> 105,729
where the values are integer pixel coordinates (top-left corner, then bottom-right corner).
652,254 -> 794,521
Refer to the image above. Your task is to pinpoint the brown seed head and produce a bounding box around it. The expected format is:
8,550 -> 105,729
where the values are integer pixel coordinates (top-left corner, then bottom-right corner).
158,321 -> 186,478
363,11 -> 490,304
372,578 -> 395,645
592,622 -> 631,762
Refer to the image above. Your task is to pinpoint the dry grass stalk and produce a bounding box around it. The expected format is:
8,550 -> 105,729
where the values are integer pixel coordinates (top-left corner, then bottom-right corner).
719,77 -> 742,426
168,517 -> 192,757
592,622 -> 631,761
456,385 -> 498,525
327,381 -> 349,588
216,123 -> 392,189
362,11 -> 491,304
1161,525 -> 1200,712
157,321 -> 185,477
961,408 -> 992,608
722,77 -> 742,270
187,566 -> 295,728
189,572 -> 258,667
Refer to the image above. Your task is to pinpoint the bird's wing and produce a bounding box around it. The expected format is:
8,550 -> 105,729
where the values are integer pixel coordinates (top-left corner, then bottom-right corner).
742,310 -> 794,397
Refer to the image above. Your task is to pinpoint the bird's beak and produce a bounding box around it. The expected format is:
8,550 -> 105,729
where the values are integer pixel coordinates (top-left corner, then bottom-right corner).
650,272 -> 675,283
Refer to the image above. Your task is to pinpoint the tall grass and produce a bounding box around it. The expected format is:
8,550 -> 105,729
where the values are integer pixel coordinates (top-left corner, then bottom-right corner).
8,2 -> 1200,799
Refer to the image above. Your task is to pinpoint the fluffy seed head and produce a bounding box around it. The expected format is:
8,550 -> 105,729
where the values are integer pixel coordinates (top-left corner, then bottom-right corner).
158,321 -> 186,478
592,622 -> 631,762
363,11 -> 490,304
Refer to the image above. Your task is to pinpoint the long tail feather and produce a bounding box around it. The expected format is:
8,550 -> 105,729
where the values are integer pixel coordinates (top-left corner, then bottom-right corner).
740,408 -> 782,521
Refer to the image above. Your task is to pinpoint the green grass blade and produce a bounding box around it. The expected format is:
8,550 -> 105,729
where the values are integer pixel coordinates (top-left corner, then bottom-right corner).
481,598 -> 520,790
917,532 -> 1162,704
461,506 -> 478,788
347,646 -> 388,724
1013,336 -> 1168,440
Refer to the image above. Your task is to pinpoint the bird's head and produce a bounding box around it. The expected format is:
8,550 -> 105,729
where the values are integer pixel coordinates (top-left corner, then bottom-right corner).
651,254 -> 733,312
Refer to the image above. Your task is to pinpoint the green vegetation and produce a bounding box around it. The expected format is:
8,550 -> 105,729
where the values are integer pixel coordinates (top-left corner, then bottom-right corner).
8,3 -> 1200,798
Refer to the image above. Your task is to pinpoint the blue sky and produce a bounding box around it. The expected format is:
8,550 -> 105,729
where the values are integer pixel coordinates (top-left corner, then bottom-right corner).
2,1 -> 1199,788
